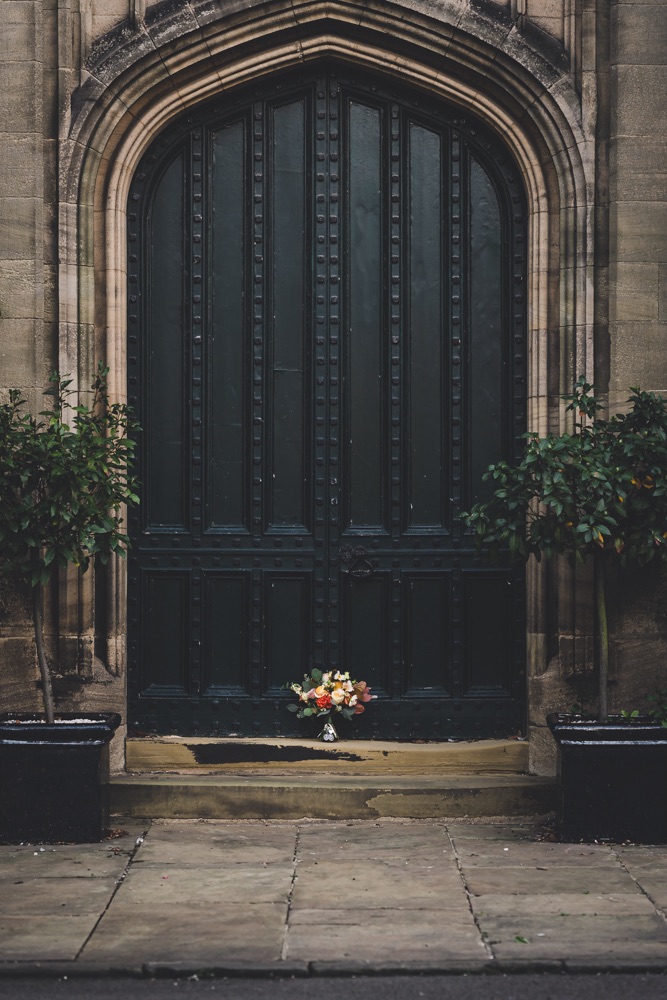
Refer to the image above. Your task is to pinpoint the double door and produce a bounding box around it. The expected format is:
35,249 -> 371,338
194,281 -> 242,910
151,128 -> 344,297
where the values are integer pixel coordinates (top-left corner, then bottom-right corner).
126,68 -> 527,738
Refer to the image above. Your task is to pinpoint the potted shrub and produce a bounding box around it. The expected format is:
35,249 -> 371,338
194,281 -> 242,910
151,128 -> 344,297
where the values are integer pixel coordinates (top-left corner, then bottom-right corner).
463,378 -> 667,842
0,365 -> 138,843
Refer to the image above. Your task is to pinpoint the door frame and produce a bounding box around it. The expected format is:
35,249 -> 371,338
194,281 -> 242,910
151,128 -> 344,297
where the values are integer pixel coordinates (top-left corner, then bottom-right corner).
58,1 -> 595,764
126,66 -> 528,738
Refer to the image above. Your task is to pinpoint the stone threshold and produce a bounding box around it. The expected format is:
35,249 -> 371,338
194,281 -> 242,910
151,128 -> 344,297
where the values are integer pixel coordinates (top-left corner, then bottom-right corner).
125,735 -> 530,776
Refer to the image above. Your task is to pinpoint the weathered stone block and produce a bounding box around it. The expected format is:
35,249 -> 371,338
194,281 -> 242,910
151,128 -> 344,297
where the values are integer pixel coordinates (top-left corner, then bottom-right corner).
0,18 -> 37,64
610,320 -> 667,390
611,136 -> 667,203
0,319 -> 40,384
0,62 -> 41,133
0,261 -> 42,321
611,262 -> 660,321
527,723 -> 557,776
526,0 -> 565,45
0,198 -> 41,260
613,202 -> 667,264
612,3 -> 667,67
613,65 -> 667,136
0,137 -> 41,199
0,638 -> 39,713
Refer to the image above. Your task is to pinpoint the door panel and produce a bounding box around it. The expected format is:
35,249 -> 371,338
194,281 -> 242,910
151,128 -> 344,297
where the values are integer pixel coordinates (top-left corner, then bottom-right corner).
407,121 -> 446,530
203,573 -> 250,695
209,118 -> 247,530
127,67 -> 527,739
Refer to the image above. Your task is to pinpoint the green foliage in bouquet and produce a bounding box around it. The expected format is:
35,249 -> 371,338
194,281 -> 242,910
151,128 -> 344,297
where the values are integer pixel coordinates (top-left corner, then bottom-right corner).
286,668 -> 374,721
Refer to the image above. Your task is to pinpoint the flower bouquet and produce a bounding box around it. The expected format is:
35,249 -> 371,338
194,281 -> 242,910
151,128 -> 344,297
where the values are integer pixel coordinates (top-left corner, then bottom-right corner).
286,668 -> 374,741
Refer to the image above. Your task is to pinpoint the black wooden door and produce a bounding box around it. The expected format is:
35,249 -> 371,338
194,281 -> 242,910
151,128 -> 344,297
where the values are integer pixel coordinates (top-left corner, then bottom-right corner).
127,68 -> 527,739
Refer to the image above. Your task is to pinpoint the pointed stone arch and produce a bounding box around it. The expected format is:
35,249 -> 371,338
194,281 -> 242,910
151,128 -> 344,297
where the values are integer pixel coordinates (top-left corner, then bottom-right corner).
58,0 -> 595,761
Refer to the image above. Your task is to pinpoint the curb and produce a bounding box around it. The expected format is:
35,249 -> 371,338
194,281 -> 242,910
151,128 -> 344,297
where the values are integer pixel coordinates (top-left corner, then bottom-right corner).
1,960 -> 666,979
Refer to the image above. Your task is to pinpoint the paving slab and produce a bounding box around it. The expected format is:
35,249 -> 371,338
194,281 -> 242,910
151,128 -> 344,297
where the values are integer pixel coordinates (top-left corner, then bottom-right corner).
135,819 -> 297,865
131,844 -> 294,867
297,820 -> 454,858
0,827 -> 144,880
616,847 -> 667,868
455,843 -> 621,867
618,848 -> 667,875
133,834 -> 295,867
461,865 -> 642,896
118,863 -> 293,905
0,876 -> 118,916
286,910 -> 487,963
628,876 -> 667,909
288,905 -> 470,925
80,902 -> 287,965
477,913 -> 667,963
0,915 -> 98,962
446,822 -> 536,842
292,864 -> 465,908
470,892 -> 658,916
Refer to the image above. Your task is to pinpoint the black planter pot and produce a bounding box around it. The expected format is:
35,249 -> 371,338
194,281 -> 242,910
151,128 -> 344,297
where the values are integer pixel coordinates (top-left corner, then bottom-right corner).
0,712 -> 121,844
547,712 -> 667,844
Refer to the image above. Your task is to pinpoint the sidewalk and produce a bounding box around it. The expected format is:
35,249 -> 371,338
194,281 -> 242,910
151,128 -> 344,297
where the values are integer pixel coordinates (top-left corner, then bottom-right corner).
1,817 -> 667,977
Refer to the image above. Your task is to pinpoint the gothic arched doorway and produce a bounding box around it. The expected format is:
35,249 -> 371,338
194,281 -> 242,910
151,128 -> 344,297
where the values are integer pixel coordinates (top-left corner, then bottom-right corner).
126,65 -> 527,739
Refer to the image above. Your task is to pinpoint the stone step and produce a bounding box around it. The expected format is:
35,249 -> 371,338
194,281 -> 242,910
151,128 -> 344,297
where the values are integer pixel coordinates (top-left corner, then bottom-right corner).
125,735 -> 530,775
113,734 -> 554,820
110,772 -> 555,820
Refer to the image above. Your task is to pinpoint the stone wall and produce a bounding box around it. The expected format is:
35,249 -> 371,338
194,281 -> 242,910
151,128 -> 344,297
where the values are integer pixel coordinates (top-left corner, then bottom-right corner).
609,0 -> 667,404
0,0 -> 666,774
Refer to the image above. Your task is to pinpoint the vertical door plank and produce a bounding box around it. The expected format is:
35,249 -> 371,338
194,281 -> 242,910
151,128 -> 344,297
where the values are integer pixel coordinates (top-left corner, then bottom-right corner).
345,99 -> 387,531
407,122 -> 447,529
209,119 -> 248,530
468,155 -> 504,505
147,152 -> 186,528
268,99 -> 309,530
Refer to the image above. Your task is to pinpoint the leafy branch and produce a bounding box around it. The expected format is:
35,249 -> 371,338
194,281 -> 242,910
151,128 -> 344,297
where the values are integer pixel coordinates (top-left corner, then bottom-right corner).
462,378 -> 667,721
0,364 -> 139,722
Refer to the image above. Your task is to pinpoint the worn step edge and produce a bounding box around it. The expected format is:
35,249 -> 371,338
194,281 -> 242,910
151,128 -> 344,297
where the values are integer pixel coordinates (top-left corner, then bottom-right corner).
125,737 -> 529,774
110,773 -> 556,820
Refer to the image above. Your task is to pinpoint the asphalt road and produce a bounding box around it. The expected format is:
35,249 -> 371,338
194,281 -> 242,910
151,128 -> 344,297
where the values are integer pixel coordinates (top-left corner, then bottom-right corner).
0,975 -> 666,1000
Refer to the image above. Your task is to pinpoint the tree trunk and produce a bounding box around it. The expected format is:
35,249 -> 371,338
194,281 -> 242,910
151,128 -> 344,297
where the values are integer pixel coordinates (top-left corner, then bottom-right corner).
594,547 -> 609,723
32,582 -> 55,724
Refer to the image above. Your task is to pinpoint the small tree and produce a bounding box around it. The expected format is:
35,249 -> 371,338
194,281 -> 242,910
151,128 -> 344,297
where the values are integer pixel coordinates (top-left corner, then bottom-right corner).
463,379 -> 667,722
0,364 -> 139,723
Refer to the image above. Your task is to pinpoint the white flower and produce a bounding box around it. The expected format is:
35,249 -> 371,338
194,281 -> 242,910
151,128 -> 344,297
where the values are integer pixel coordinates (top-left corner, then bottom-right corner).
331,688 -> 345,704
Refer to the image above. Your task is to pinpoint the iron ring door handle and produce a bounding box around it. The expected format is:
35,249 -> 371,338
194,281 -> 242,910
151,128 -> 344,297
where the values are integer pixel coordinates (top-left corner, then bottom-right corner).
339,544 -> 375,579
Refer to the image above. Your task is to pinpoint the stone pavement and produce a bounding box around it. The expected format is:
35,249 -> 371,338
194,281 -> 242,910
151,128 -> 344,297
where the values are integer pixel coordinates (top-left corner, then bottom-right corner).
1,818 -> 667,977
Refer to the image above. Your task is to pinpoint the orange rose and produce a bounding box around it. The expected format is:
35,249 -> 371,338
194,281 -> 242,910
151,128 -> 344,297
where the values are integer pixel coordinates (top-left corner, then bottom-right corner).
316,695 -> 331,709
